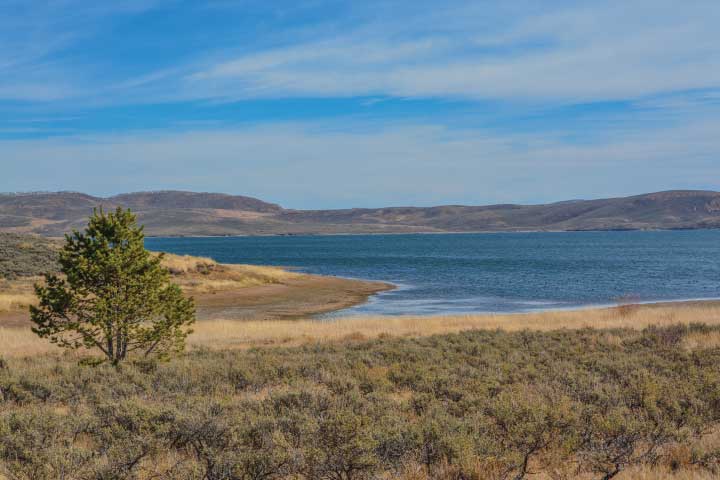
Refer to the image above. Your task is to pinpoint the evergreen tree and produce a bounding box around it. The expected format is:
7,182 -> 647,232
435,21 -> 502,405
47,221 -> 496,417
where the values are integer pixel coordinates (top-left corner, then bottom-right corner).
30,207 -> 195,365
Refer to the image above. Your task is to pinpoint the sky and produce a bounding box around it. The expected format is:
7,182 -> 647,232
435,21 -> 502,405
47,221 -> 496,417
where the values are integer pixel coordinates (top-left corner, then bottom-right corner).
1,0 -> 719,208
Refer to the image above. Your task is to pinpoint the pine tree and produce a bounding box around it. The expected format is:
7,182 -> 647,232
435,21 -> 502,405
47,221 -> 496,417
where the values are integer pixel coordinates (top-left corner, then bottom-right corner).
30,207 -> 195,365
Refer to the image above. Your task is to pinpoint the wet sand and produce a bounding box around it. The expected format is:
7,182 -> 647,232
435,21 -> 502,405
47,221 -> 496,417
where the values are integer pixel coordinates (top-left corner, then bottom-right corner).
194,274 -> 394,321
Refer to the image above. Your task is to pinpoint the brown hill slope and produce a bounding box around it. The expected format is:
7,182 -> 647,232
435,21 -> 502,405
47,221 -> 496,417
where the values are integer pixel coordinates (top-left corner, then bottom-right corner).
109,191 -> 281,213
279,190 -> 720,232
1,190 -> 720,236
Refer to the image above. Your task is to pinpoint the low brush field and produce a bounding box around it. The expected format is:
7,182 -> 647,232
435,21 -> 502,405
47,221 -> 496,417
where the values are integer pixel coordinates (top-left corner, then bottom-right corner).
3,234 -> 720,479
0,233 -> 59,281
2,321 -> 720,479
0,233 -> 59,313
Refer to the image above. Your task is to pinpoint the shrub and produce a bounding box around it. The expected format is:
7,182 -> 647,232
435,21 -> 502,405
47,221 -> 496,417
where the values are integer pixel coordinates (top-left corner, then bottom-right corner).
30,208 -> 195,365
0,325 -> 719,479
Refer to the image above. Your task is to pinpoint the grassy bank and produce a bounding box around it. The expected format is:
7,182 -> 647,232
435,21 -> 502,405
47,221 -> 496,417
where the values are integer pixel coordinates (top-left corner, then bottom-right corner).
1,251 -> 389,320
0,253 -> 299,313
3,301 -> 720,357
159,253 -> 301,294
2,323 -> 720,479
186,301 -> 720,350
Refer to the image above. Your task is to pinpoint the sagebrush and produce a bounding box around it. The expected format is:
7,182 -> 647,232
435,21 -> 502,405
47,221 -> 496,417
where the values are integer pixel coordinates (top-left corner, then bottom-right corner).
1,324 -> 720,479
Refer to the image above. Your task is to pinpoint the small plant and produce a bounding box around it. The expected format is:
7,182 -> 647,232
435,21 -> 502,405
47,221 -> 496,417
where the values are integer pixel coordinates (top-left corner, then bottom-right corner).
30,207 -> 195,365
615,294 -> 641,318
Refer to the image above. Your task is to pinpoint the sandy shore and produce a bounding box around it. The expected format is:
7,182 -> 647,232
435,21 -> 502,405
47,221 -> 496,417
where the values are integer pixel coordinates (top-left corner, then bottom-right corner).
2,253 -> 720,358
193,273 -> 393,321
0,272 -> 393,328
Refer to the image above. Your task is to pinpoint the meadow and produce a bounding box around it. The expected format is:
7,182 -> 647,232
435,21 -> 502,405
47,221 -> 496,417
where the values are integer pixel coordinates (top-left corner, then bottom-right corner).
2,302 -> 720,479
2,320 -> 720,479
2,301 -> 720,357
3,234 -> 720,479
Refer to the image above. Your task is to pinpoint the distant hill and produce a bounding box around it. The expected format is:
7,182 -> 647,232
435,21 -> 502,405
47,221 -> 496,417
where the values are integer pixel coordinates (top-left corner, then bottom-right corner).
109,191 -> 281,213
1,190 -> 720,237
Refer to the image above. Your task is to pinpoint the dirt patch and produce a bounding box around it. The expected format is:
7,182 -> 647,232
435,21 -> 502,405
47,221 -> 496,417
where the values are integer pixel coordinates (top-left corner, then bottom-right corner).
194,274 -> 393,320
0,272 -> 393,327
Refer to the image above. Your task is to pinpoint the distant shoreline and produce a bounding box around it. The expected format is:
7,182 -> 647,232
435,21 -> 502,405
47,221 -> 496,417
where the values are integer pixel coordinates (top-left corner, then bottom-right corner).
329,297 -> 720,318
5,189 -> 720,237
144,226 -> 720,239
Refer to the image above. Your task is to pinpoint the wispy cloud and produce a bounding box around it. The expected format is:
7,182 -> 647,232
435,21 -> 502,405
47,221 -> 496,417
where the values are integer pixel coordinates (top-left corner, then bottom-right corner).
0,0 -> 164,101
2,115 -> 718,207
2,0 -> 719,204
2,0 -> 719,105
167,0 -> 720,103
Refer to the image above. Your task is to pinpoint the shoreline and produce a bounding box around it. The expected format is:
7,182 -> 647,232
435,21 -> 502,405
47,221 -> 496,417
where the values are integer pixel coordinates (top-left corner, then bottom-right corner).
493,296 -> 720,315
0,270 -> 395,327
4,298 -> 720,358
193,273 -> 394,321
325,288 -> 720,318
144,226 -> 720,239
186,299 -> 720,352
5,269 -> 720,325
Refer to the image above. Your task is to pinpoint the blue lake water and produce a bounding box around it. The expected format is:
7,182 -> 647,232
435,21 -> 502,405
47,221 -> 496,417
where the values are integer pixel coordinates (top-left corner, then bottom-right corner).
146,231 -> 720,316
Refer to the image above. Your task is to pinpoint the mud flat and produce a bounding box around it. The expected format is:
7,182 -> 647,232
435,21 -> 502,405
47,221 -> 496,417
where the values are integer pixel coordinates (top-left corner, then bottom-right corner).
193,273 -> 393,321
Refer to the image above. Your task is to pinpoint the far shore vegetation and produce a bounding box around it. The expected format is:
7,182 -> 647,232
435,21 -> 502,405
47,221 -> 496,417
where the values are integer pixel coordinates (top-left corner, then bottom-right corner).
1,212 -> 720,478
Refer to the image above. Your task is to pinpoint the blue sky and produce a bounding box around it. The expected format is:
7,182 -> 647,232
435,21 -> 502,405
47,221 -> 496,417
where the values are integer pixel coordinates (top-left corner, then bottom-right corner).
1,0 -> 719,208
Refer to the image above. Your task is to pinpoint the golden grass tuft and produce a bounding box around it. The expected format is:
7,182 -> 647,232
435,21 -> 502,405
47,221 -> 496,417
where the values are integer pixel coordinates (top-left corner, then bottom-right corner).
0,276 -> 42,312
0,326 -> 62,357
156,252 -> 301,294
682,330 -> 720,351
0,292 -> 37,312
157,252 -> 217,273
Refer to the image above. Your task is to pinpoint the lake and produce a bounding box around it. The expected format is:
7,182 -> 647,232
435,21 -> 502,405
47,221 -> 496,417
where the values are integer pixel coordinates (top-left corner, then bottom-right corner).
146,231 -> 720,316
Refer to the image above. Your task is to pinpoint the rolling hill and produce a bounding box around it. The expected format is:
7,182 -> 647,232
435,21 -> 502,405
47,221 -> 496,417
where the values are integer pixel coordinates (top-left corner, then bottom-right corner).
1,190 -> 720,237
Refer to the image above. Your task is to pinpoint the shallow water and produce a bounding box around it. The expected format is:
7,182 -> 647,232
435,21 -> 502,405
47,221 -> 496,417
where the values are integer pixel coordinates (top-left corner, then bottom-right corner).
146,231 -> 720,316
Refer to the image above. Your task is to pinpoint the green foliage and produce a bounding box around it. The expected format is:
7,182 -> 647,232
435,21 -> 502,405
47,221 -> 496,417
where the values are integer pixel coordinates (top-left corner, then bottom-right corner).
1,325 -> 720,479
29,207 -> 195,365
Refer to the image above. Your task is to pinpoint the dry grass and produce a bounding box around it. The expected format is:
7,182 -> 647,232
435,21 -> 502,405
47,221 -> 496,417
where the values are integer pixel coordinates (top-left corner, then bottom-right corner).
682,329 -> 720,351
0,254 -> 302,313
392,465 -> 718,480
158,253 -> 301,294
181,264 -> 299,292
0,326 -> 61,357
0,276 -> 41,312
184,302 -> 720,350
612,469 -> 718,480
157,252 -> 217,274
3,301 -> 720,358
0,292 -> 36,312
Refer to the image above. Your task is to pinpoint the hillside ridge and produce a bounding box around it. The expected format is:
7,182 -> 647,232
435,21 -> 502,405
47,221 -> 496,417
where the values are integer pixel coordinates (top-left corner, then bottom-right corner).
1,189 -> 719,236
